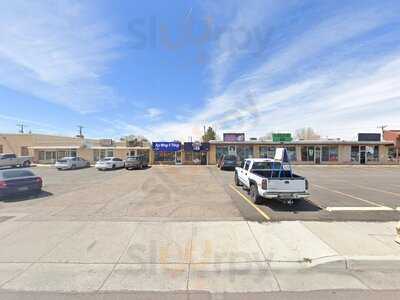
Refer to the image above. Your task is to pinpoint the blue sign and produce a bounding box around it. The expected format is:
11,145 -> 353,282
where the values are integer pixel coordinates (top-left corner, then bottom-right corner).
152,142 -> 181,152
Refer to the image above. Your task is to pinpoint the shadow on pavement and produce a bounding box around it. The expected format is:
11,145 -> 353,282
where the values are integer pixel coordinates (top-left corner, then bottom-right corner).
260,198 -> 322,213
0,191 -> 53,203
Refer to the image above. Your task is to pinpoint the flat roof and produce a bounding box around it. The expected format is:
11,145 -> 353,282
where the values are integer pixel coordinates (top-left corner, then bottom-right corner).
29,146 -> 80,149
209,140 -> 394,145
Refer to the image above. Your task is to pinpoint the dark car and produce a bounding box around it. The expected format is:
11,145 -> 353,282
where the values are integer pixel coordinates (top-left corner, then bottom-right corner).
0,169 -> 42,199
125,155 -> 148,170
218,154 -> 239,170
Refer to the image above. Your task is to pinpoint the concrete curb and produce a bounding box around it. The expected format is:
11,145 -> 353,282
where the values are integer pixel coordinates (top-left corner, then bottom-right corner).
268,256 -> 400,271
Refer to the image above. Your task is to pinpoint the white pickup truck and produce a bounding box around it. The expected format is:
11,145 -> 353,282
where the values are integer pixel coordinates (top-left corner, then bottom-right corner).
234,152 -> 309,205
0,153 -> 33,168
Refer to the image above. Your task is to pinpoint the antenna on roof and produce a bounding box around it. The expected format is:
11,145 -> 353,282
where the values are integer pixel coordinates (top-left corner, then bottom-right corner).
17,123 -> 27,134
77,125 -> 84,138
377,125 -> 387,141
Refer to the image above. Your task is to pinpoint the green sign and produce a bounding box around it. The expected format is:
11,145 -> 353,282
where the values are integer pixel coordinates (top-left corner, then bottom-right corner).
272,133 -> 293,142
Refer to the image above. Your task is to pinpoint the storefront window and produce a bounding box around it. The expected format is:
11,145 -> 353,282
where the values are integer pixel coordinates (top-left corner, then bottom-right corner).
93,149 -> 114,161
387,146 -> 397,161
236,145 -> 253,161
322,146 -> 338,161
286,146 -> 297,161
216,146 -> 229,161
259,146 -> 275,158
44,151 -> 56,161
351,146 -> 359,162
39,151 -> 45,161
155,151 -> 175,162
301,146 -> 314,161
366,146 -> 379,162
184,152 -> 193,162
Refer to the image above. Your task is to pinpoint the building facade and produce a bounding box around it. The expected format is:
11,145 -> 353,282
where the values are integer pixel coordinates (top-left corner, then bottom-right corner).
1,133 -> 399,165
208,140 -> 397,165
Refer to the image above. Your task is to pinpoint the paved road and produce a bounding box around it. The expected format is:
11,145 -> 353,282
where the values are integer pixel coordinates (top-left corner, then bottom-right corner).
214,165 -> 400,222
0,165 -> 399,222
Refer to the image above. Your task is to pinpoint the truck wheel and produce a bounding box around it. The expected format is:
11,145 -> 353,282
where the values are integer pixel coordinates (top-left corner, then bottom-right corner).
23,161 -> 31,168
250,184 -> 263,205
234,172 -> 241,186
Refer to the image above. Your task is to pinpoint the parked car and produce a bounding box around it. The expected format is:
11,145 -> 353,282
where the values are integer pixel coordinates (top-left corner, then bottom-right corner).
0,153 -> 32,168
218,154 -> 239,170
234,150 -> 309,205
0,169 -> 42,198
125,155 -> 148,170
95,157 -> 125,170
55,157 -> 90,170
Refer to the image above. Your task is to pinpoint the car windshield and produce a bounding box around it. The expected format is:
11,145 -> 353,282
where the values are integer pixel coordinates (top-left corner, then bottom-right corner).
102,158 -> 112,161
127,157 -> 139,161
2,170 -> 35,179
57,159 -> 67,163
224,155 -> 237,161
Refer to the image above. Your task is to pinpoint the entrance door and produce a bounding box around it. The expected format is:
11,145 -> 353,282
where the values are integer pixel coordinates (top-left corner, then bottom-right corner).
315,147 -> 321,164
175,151 -> 182,165
200,152 -> 207,165
360,146 -> 366,164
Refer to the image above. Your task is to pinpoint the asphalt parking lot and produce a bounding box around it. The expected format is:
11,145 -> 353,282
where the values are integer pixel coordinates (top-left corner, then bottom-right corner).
0,165 -> 399,222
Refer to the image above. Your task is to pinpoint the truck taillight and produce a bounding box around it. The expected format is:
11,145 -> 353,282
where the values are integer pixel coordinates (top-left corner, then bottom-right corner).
0,181 -> 7,189
305,179 -> 309,190
261,179 -> 268,190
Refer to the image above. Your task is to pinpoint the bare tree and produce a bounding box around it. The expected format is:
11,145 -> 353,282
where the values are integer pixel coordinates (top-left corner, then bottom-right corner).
122,135 -> 150,147
295,127 -> 320,140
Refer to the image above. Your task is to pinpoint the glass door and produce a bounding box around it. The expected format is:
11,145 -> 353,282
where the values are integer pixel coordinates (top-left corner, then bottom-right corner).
175,151 -> 182,165
360,146 -> 366,164
315,147 -> 321,164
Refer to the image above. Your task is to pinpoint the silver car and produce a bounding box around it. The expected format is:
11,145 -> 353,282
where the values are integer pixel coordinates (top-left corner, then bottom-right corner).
55,157 -> 90,170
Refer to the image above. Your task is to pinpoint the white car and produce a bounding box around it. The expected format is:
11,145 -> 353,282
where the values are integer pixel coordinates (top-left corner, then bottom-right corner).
95,157 -> 125,170
55,157 -> 90,170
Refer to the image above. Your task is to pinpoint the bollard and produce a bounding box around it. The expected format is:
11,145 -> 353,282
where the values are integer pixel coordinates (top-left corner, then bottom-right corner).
396,222 -> 400,245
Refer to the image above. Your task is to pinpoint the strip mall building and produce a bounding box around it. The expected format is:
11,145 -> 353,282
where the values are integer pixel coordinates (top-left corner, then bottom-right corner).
0,131 -> 399,165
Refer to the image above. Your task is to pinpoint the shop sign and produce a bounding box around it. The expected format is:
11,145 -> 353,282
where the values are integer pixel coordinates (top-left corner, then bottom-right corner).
183,142 -> 210,152
272,133 -> 293,142
152,142 -> 181,152
358,133 -> 381,142
223,133 -> 245,142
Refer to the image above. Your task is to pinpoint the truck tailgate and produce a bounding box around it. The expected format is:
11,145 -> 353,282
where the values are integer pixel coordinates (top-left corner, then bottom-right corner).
267,178 -> 306,193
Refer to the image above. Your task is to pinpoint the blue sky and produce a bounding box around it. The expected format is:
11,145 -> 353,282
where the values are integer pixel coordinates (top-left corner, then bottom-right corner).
1,0 -> 400,141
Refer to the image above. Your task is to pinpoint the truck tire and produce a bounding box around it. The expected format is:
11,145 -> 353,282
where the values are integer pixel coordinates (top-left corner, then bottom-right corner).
22,160 -> 31,168
234,172 -> 241,186
250,184 -> 263,205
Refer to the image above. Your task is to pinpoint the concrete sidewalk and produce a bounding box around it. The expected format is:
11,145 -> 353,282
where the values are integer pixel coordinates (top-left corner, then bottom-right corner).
0,217 -> 399,293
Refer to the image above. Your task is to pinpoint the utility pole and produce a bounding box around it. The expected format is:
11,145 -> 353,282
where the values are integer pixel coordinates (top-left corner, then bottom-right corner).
377,125 -> 388,140
17,123 -> 27,134
77,125 -> 84,138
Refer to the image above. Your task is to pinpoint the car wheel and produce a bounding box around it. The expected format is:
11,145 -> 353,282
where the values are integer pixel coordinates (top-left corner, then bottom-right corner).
234,172 -> 241,186
250,184 -> 263,205
112,164 -> 116,169
22,160 -> 31,168
71,164 -> 76,170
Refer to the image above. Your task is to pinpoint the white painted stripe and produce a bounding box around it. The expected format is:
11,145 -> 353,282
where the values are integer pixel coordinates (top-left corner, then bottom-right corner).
348,183 -> 400,197
312,184 -> 387,207
326,206 -> 394,212
397,207 -> 400,211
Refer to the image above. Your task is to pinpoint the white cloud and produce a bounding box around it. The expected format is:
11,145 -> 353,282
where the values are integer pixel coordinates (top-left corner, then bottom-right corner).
0,0 -> 123,113
145,108 -> 163,119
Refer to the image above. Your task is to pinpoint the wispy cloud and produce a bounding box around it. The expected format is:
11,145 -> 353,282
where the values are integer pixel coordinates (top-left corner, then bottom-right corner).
0,0 -> 124,113
145,108 -> 163,119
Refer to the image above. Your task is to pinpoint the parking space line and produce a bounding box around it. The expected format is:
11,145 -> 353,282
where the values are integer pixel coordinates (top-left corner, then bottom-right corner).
312,184 -> 387,207
348,183 -> 400,198
229,185 -> 271,221
326,206 -> 393,212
